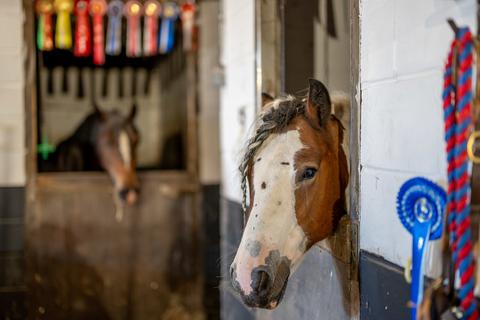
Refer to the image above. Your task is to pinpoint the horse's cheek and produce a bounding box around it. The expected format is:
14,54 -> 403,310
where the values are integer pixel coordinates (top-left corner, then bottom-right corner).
294,188 -> 313,240
294,184 -> 328,247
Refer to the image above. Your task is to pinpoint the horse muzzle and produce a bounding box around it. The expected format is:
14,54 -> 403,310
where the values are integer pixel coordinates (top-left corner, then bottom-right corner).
118,187 -> 140,205
230,258 -> 291,309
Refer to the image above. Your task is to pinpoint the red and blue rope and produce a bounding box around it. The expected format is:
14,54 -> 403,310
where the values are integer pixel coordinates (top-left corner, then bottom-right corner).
443,27 -> 478,319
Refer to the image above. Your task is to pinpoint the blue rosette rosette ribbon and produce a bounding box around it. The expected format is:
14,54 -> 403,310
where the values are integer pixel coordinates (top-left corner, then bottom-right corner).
396,177 -> 446,320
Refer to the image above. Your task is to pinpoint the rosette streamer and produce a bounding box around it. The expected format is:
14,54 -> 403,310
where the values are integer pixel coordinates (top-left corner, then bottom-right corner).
158,2 -> 179,54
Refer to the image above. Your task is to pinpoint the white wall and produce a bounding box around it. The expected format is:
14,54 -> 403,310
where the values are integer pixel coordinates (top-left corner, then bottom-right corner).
219,0 -> 256,202
359,0 -> 476,272
0,1 -> 25,186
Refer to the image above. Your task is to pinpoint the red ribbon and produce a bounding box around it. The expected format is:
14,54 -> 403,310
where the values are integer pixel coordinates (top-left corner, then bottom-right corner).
90,0 -> 107,65
125,1 -> 143,57
36,0 -> 55,51
181,2 -> 196,52
43,14 -> 54,50
74,0 -> 91,57
143,0 -> 161,56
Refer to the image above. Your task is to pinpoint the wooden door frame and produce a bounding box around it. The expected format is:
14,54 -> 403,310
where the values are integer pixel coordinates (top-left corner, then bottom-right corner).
348,2 -> 361,316
22,0 -> 200,204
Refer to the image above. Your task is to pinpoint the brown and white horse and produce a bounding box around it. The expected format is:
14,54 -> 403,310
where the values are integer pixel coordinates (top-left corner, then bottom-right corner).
230,79 -> 349,309
54,104 -> 140,205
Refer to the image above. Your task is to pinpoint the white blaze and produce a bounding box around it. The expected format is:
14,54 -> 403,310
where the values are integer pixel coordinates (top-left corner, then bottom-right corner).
232,130 -> 308,295
119,130 -> 131,165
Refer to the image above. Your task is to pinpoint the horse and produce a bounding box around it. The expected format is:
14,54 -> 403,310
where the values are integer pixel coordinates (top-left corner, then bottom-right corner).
230,79 -> 349,309
52,104 -> 140,205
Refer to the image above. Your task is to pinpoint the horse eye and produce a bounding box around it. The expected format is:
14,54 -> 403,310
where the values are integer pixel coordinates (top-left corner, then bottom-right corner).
301,167 -> 317,181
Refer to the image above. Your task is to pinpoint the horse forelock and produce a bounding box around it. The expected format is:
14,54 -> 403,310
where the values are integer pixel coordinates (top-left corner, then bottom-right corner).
239,95 -> 305,214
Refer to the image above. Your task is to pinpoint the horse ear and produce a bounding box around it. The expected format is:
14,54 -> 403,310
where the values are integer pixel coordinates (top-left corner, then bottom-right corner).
128,103 -> 137,121
261,92 -> 274,109
306,79 -> 331,127
93,103 -> 106,121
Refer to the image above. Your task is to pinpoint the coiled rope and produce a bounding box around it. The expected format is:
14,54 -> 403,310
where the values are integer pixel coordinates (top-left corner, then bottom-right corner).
442,27 -> 478,319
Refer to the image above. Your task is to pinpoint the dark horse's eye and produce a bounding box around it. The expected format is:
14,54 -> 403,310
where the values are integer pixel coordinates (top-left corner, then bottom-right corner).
301,167 -> 317,181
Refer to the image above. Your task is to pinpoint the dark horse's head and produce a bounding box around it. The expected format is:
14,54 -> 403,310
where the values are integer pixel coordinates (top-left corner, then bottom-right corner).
94,104 -> 140,205
54,104 -> 140,204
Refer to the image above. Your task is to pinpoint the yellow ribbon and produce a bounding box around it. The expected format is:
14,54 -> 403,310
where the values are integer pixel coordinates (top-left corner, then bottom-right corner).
54,0 -> 74,49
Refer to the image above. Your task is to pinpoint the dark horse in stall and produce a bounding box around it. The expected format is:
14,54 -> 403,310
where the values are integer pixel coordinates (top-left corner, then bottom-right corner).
42,104 -> 140,204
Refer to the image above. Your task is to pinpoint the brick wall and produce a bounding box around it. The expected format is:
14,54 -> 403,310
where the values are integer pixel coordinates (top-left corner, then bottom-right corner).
359,0 -> 476,275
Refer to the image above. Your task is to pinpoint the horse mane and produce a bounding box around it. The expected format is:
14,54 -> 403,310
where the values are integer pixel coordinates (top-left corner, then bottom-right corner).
54,111 -> 103,171
239,95 -> 305,213
69,111 -> 102,144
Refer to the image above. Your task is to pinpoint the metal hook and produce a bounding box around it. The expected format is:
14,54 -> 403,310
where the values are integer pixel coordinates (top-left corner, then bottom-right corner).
447,18 -> 459,34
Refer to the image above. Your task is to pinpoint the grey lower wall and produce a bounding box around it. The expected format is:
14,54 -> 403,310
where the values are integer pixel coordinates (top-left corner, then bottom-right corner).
202,185 -> 221,320
220,197 -> 255,320
0,187 -> 26,319
359,251 -> 409,320
256,247 -> 352,320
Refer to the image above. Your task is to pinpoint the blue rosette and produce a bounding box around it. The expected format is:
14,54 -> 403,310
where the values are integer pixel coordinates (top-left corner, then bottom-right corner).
396,177 -> 446,240
396,177 -> 446,320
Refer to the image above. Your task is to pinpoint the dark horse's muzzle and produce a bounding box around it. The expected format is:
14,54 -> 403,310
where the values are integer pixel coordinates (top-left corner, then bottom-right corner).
118,187 -> 140,205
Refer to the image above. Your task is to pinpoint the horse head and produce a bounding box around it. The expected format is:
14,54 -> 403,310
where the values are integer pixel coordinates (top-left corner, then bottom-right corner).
94,104 -> 140,205
230,79 -> 349,309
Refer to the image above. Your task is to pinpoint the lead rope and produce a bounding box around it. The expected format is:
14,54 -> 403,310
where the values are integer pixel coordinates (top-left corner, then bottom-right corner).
443,27 -> 478,319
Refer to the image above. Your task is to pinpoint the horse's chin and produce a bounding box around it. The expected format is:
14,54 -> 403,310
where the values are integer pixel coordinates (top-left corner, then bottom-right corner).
263,276 -> 289,309
125,190 -> 138,205
241,274 -> 290,310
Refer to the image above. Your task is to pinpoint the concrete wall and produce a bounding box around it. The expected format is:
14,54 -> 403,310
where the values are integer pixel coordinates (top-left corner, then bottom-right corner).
219,0 -> 256,203
359,0 -> 476,275
0,0 -> 25,187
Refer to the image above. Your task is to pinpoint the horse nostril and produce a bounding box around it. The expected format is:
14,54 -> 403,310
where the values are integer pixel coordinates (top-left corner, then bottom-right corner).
251,269 -> 271,295
118,188 -> 129,201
